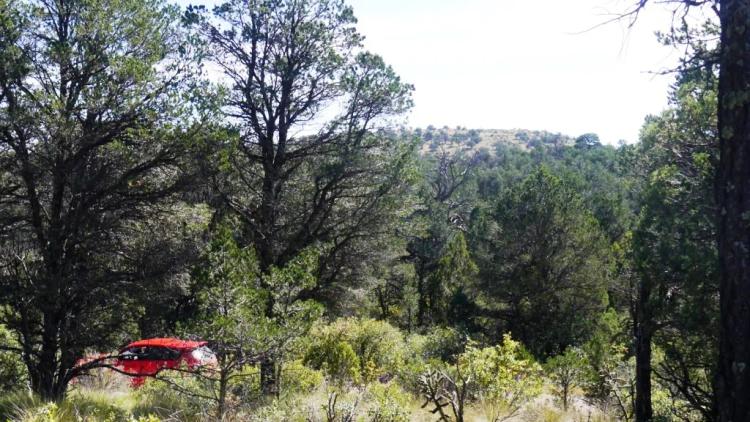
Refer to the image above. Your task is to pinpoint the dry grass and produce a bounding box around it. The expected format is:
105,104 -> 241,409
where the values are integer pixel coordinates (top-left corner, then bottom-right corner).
0,378 -> 620,421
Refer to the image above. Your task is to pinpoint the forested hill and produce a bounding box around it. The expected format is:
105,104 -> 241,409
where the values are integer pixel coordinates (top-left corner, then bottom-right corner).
415,126 -> 578,155
408,126 -> 632,244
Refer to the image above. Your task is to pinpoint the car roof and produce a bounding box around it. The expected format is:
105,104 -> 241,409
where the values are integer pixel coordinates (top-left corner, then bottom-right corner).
122,338 -> 208,351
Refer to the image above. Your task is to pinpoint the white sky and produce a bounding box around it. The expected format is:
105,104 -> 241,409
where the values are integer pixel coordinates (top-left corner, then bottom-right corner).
178,0 -> 688,144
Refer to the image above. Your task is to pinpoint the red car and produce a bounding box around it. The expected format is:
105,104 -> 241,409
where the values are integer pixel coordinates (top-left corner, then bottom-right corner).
115,338 -> 216,387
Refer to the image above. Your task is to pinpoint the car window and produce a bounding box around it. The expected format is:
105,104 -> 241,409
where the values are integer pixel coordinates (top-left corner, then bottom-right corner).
120,346 -> 180,360
191,346 -> 215,362
148,347 -> 181,360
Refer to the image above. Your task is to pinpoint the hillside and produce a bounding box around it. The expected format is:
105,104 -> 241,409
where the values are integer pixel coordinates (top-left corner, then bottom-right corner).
416,126 -> 577,155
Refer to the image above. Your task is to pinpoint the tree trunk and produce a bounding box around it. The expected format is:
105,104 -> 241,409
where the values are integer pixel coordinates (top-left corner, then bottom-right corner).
218,368 -> 228,420
635,325 -> 653,421
31,364 -> 66,402
716,1 -> 750,421
31,313 -> 67,401
259,283 -> 279,396
260,358 -> 278,397
417,274 -> 427,327
635,279 -> 653,422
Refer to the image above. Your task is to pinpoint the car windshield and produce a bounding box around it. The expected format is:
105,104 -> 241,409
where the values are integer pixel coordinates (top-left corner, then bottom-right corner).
191,346 -> 215,362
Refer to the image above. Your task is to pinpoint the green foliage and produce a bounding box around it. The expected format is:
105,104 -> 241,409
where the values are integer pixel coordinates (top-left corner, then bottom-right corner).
630,70 -> 718,419
187,223 -> 324,354
427,233 -> 478,326
419,333 -> 542,422
579,310 -> 626,397
280,360 -> 324,395
420,326 -> 468,363
198,0 -> 416,321
0,0 -> 204,399
345,319 -> 406,382
304,318 -> 406,384
575,133 -> 602,149
181,224 -> 324,416
578,311 -> 634,420
0,1 -> 724,418
458,334 -> 543,420
0,323 -> 26,392
405,149 -> 477,328
132,377 -> 210,420
545,347 -> 586,411
365,383 -> 411,422
472,167 -> 611,357
304,338 -> 361,384
0,390 -> 168,422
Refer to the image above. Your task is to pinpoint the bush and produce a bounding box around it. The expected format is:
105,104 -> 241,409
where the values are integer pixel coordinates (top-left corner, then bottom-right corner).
365,383 -> 410,422
545,347 -> 585,411
346,318 -> 405,381
304,318 -> 406,384
0,324 -> 27,392
65,392 -> 131,422
420,326 -> 467,362
395,335 -> 430,393
304,337 -> 361,384
246,395 -> 317,422
419,333 -> 542,422
0,392 -> 44,422
132,377 -> 212,421
458,334 -> 543,421
280,360 -> 324,395
18,401 -> 72,422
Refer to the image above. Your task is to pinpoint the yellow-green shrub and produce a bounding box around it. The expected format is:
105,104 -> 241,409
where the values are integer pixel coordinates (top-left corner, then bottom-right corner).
457,334 -> 542,421
304,336 -> 361,384
280,360 -> 324,394
366,382 -> 411,422
304,318 -> 406,383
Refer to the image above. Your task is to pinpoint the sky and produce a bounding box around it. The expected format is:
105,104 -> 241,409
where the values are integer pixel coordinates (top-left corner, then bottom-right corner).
178,0 -> 692,145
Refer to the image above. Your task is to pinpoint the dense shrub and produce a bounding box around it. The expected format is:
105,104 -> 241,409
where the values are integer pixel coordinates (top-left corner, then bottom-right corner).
132,377 -> 212,421
0,324 -> 27,392
0,391 -> 163,422
304,336 -> 361,384
304,318 -> 406,383
419,333 -> 543,422
420,326 -> 468,362
280,360 -> 324,395
459,334 -> 543,421
396,335 -> 431,393
365,383 -> 411,422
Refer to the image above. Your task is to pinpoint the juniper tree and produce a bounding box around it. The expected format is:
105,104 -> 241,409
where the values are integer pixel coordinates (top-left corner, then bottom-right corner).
0,0 -> 202,399
191,0 -> 414,393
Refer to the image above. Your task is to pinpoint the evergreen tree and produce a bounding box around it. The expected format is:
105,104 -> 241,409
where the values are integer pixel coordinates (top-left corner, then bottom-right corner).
0,0 -> 201,399
183,224 -> 322,417
632,72 -> 718,420
191,0 -> 414,393
472,167 -> 611,357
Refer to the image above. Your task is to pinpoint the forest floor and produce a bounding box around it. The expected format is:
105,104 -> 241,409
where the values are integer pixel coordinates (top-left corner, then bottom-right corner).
0,370 -> 617,422
0,380 -> 618,422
